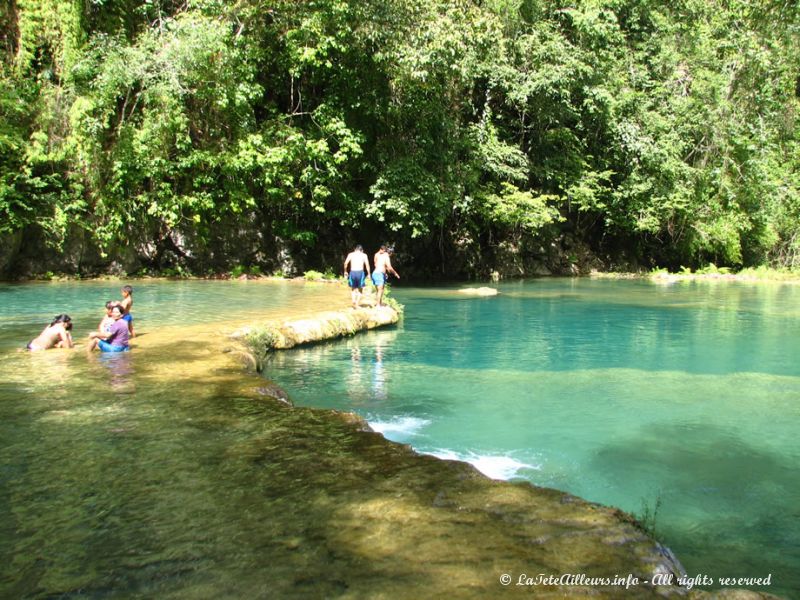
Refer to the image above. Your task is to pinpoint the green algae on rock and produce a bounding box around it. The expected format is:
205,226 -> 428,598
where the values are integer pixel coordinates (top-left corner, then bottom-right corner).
232,305 -> 400,371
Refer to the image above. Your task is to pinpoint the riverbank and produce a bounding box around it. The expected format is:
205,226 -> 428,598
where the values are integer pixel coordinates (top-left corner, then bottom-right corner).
591,267 -> 800,284
4,263 -> 799,287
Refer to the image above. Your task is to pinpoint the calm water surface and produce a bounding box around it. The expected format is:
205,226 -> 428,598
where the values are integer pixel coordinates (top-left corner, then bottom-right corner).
1,278 -> 798,597
266,278 -> 800,596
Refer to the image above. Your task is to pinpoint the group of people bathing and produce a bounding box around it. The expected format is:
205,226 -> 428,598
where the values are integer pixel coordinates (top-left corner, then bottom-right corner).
344,244 -> 400,309
26,247 -> 389,352
26,285 -> 135,352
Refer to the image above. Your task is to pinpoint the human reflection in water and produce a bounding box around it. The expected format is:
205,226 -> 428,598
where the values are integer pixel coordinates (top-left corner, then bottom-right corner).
348,346 -> 362,399
93,351 -> 135,394
343,329 -> 398,404
362,329 -> 399,402
372,339 -> 387,400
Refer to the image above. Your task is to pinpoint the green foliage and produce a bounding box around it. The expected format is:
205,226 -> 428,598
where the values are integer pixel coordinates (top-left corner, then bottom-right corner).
303,270 -> 325,280
484,183 -> 562,233
302,267 -> 342,281
636,491 -> 663,538
231,264 -> 262,278
2,0 -> 800,274
161,265 -> 189,278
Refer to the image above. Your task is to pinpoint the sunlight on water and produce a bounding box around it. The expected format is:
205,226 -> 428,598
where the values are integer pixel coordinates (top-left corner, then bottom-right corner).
0,279 -> 345,352
1,278 -> 685,598
266,278 -> 800,597
2,277 -> 798,597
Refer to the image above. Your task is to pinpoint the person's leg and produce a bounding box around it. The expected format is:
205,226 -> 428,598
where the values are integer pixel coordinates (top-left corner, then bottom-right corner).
376,285 -> 385,306
123,314 -> 135,337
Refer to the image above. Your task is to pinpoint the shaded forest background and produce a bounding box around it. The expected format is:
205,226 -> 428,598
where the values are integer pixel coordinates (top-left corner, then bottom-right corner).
1,0 -> 799,279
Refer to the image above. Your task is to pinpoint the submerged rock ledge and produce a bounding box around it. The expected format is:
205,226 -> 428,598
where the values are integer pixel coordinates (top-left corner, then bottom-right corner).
229,307 -> 780,599
231,305 -> 400,371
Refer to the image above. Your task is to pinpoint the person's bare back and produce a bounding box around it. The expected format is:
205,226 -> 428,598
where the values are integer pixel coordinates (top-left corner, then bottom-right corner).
345,250 -> 369,272
344,245 -> 371,308
28,315 -> 74,350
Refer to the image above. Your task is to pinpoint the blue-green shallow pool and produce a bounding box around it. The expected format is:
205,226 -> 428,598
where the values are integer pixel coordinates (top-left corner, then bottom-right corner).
0,279 -> 342,352
265,278 -> 800,597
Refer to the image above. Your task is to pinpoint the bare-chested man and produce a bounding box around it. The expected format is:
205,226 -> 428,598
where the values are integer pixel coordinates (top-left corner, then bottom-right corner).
344,244 -> 371,308
26,314 -> 74,351
371,245 -> 400,307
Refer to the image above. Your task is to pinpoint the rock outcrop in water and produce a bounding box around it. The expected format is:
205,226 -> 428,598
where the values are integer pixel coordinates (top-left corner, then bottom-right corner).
228,303 -> 782,600
232,305 -> 400,371
457,286 -> 499,296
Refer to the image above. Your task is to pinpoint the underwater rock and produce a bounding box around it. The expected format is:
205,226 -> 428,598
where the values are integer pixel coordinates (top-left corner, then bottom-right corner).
256,382 -> 292,405
457,287 -> 499,296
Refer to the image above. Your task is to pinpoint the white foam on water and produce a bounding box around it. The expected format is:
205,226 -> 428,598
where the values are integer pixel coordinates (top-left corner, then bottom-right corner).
369,416 -> 431,438
428,449 -> 541,480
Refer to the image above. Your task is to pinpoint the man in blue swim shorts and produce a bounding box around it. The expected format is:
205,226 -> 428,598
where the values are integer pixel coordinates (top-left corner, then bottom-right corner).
344,244 -> 371,309
372,245 -> 400,307
87,305 -> 130,352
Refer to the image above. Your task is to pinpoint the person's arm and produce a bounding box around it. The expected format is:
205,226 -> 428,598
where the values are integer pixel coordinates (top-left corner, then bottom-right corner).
343,254 -> 351,276
59,328 -> 74,348
387,257 -> 399,279
365,253 -> 370,276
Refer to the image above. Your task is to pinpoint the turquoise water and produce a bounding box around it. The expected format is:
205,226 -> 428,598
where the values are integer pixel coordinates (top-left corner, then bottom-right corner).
1,278 -> 798,597
0,279 -> 338,351
264,279 -> 800,596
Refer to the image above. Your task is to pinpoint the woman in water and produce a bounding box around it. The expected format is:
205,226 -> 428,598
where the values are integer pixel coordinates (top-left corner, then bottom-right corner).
87,305 -> 130,352
27,314 -> 75,351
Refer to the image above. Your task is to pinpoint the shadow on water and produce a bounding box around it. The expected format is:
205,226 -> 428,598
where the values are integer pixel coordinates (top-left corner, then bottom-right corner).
0,383 -> 675,599
3,279 -> 796,598
590,423 -> 800,595
0,316 -> 680,598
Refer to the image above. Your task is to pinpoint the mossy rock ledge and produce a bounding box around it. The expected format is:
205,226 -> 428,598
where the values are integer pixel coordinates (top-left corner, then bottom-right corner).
232,305 -> 400,371
228,305 -> 782,600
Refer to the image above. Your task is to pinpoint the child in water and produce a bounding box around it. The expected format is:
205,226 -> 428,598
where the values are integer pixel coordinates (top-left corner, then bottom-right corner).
26,314 -> 74,351
87,305 -> 130,352
119,285 -> 135,337
97,301 -> 119,334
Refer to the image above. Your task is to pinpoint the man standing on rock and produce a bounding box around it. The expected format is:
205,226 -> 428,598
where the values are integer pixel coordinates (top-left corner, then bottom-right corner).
372,245 -> 400,307
344,244 -> 371,309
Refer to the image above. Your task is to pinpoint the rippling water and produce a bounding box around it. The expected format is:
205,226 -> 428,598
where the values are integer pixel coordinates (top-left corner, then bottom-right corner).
0,279 -> 343,352
2,277 -> 798,597
265,278 -> 800,596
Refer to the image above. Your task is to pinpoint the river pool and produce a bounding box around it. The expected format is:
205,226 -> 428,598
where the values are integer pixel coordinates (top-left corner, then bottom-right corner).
1,277 -> 798,597
265,278 -> 800,596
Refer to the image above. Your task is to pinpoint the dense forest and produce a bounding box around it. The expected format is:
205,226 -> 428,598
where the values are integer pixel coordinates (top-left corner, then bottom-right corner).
1,0 -> 799,278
